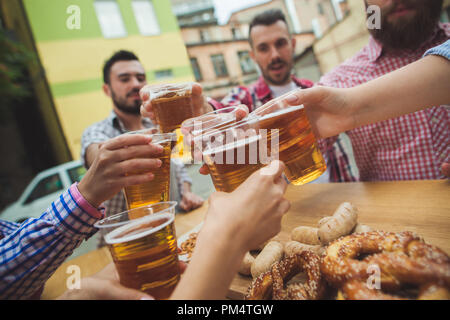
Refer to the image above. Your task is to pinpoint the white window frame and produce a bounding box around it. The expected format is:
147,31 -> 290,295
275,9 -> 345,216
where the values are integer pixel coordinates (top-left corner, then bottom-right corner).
94,0 -> 127,39
131,0 -> 161,36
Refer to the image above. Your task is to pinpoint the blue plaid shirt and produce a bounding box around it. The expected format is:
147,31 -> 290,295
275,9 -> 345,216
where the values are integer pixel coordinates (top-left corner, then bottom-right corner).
0,183 -> 104,299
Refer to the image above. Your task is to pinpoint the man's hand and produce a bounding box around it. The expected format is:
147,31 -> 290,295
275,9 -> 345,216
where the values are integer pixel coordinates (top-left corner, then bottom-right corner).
57,263 -> 154,300
77,133 -> 164,208
283,86 -> 356,139
57,261 -> 187,300
180,191 -> 204,212
140,82 -> 213,122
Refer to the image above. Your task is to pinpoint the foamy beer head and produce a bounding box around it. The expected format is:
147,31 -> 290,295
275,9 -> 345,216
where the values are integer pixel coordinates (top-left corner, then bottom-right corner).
252,92 -> 327,185
95,202 -> 179,300
122,130 -> 176,209
145,82 -> 194,133
181,106 -> 248,163
201,117 -> 270,192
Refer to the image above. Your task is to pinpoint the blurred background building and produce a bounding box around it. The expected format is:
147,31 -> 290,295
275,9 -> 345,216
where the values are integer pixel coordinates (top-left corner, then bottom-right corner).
0,0 -> 194,209
171,0 -> 349,99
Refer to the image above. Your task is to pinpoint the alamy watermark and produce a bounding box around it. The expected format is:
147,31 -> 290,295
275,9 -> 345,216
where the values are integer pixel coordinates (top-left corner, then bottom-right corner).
66,5 -> 81,30
366,5 -> 382,30
66,264 -> 81,290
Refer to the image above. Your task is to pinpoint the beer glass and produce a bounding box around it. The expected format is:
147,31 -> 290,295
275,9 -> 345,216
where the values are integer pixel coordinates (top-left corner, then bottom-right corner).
122,130 -> 176,209
144,83 -> 195,160
180,106 -> 245,163
94,202 -> 179,300
251,92 -> 326,185
201,118 -> 267,193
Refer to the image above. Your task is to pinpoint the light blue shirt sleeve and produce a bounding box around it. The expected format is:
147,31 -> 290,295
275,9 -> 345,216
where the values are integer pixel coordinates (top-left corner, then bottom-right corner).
423,39 -> 450,60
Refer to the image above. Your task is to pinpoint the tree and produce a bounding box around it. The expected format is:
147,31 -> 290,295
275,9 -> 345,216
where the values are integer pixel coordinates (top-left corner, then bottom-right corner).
0,25 -> 35,124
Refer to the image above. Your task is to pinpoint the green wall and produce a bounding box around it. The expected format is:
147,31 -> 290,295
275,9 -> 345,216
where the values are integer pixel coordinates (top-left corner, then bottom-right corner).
23,0 -> 180,42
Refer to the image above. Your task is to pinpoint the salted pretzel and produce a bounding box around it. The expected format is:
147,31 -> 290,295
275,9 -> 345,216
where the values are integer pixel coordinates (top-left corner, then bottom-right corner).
246,251 -> 327,300
321,231 -> 450,299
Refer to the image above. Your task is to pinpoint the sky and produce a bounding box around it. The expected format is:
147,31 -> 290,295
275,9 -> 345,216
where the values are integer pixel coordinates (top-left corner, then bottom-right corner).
213,0 -> 271,25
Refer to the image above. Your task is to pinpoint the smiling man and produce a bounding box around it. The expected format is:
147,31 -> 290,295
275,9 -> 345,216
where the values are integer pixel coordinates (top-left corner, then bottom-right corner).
209,9 -> 313,111
206,9 -> 333,183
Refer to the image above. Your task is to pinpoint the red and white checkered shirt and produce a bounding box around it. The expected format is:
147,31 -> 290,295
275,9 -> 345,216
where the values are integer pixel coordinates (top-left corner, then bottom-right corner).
319,23 -> 450,182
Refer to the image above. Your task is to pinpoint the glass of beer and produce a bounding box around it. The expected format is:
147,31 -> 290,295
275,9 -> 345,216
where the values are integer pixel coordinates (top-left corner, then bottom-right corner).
251,92 -> 326,185
94,202 -> 179,300
201,118 -> 268,192
122,130 -> 176,209
180,106 -> 246,164
144,83 -> 195,160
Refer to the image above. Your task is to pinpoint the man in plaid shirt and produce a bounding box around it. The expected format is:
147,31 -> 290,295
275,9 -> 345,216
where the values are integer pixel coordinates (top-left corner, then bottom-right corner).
207,9 -> 335,183
317,0 -> 449,182
81,51 -> 204,245
0,134 -> 163,299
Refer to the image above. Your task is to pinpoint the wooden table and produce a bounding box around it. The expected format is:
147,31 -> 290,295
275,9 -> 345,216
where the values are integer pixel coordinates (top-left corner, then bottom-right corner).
41,180 -> 450,300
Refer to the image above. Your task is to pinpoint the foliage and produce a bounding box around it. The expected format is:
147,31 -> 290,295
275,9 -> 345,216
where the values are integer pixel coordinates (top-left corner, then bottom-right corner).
0,25 -> 35,122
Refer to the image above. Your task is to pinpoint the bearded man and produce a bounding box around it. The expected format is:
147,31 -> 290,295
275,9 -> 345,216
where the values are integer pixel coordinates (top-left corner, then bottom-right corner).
317,0 -> 449,182
81,51 -> 203,248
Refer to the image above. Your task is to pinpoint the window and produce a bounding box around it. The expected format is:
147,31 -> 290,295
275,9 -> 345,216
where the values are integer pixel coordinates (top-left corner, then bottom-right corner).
211,54 -> 228,78
94,0 -> 127,38
312,18 -> 322,38
231,27 -> 242,40
190,57 -> 203,81
24,174 -> 63,205
155,69 -> 173,80
131,0 -> 161,36
317,3 -> 324,15
237,51 -> 256,74
199,29 -> 211,42
68,165 -> 86,184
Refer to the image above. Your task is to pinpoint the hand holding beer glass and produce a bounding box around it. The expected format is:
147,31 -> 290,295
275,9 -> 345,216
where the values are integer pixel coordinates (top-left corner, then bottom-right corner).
199,117 -> 269,192
95,202 -> 179,300
251,92 -> 327,185
122,130 -> 176,209
180,105 -> 249,164
141,83 -> 199,159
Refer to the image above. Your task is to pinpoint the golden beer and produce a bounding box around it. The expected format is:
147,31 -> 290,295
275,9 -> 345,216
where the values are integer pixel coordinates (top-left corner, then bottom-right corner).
203,127 -> 265,192
257,104 -> 326,185
123,132 -> 174,209
148,83 -> 195,160
99,203 -> 179,300
152,89 -> 194,133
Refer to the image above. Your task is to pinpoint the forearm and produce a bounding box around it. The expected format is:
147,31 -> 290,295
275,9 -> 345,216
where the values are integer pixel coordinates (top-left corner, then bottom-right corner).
181,182 -> 191,195
351,55 -> 450,128
0,184 -> 102,299
171,223 -> 246,300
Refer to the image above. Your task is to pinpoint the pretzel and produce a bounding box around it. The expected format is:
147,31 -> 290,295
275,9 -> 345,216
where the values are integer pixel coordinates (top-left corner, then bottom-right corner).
179,232 -> 198,260
321,231 -> 450,300
246,251 -> 327,300
321,231 -> 417,287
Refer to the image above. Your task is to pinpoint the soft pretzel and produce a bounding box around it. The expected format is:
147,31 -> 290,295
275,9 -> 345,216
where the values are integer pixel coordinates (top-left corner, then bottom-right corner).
321,231 -> 450,300
246,251 -> 327,300
321,231 -> 414,287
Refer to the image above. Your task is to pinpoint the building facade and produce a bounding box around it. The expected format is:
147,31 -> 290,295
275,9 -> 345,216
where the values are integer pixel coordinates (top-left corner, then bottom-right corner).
172,0 -> 348,99
1,0 -> 193,159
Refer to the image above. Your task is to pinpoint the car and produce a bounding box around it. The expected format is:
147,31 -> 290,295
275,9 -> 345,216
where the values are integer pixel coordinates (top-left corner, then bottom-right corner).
0,160 -> 86,223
